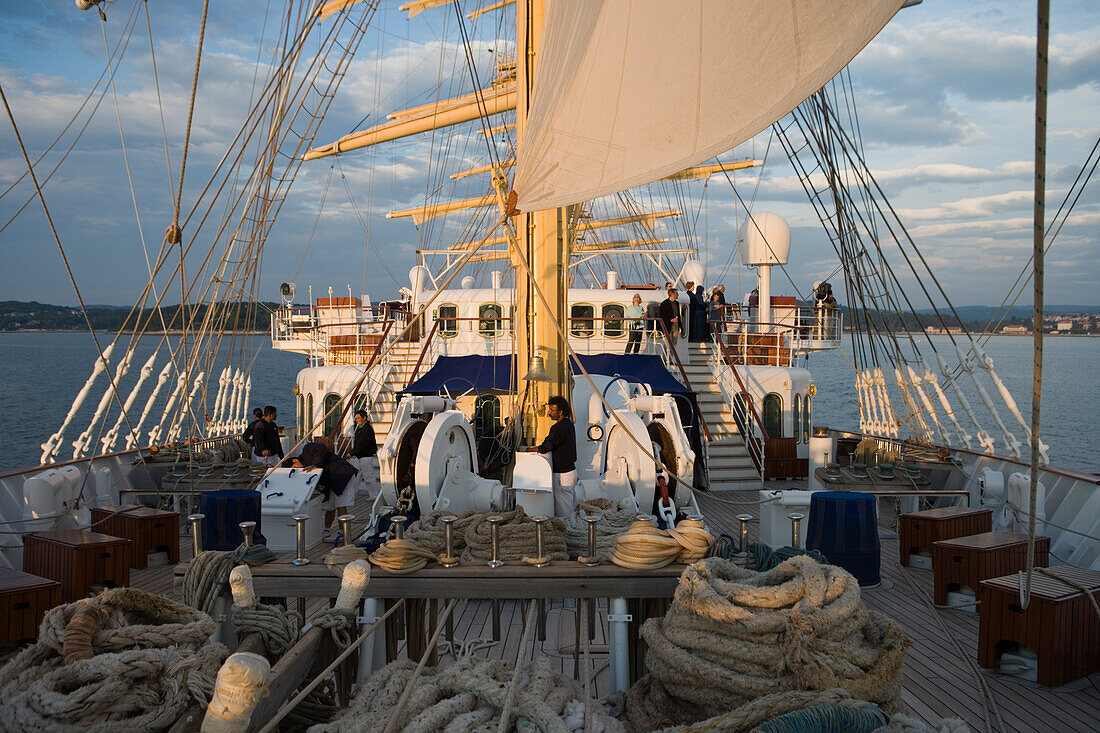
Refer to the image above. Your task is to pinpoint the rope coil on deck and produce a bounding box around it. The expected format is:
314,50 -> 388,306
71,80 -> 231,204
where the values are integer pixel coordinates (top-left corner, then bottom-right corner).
621,555 -> 909,731
611,518 -> 715,570
307,656 -> 625,733
370,537 -> 439,574
461,507 -> 568,563
183,543 -> 277,616
563,498 -> 635,562
0,588 -> 226,732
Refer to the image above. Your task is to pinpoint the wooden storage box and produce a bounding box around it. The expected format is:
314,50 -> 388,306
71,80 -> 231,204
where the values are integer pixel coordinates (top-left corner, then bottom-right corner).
91,505 -> 180,569
898,506 -> 992,566
0,567 -> 60,644
932,531 -> 1048,606
22,530 -> 132,603
979,565 -> 1100,687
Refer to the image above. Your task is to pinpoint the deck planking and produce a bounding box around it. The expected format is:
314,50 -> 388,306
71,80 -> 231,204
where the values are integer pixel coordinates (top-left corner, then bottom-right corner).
105,488 -> 1099,732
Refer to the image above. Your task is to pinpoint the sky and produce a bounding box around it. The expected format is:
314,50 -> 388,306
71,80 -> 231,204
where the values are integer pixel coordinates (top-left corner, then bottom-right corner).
0,0 -> 1098,310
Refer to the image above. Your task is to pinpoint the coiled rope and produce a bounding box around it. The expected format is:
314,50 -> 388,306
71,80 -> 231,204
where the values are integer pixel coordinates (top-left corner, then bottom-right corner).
622,555 -> 909,731
461,507 -> 569,563
0,588 -> 226,732
232,604 -> 299,657
183,543 -> 276,616
611,517 -> 715,570
370,537 -> 439,575
563,498 -> 635,562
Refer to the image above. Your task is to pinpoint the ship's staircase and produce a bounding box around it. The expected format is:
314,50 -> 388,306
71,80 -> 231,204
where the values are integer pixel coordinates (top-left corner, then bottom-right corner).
681,342 -> 762,489
365,341 -> 424,446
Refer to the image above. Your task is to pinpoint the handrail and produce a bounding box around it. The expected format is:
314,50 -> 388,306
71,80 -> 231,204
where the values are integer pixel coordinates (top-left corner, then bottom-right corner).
711,322 -> 768,475
653,319 -> 711,441
407,318 -> 441,387
711,324 -> 770,440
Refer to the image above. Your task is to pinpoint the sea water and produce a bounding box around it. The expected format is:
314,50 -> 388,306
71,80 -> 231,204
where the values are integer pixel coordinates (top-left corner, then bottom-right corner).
1,332 -> 1096,474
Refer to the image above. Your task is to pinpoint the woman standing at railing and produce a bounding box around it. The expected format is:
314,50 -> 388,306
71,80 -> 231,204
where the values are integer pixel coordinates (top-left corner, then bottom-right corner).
708,291 -> 725,340
625,294 -> 645,354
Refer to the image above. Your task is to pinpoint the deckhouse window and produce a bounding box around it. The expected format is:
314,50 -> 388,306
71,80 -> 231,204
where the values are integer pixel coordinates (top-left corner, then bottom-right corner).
763,393 -> 783,439
570,304 -> 595,337
323,393 -> 342,437
803,394 -> 811,443
479,303 -> 504,337
437,304 -> 458,337
297,394 -> 305,439
793,394 -> 802,444
474,394 -> 502,441
305,393 -> 314,437
602,304 -> 625,338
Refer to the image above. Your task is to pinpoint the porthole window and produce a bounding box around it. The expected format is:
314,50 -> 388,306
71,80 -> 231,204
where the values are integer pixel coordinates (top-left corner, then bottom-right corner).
570,304 -> 595,338
479,303 -> 504,337
602,303 -> 625,338
437,304 -> 458,337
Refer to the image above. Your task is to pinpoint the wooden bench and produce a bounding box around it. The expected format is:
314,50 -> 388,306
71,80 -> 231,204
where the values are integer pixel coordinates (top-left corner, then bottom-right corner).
932,531 -> 1049,606
91,505 -> 180,569
0,567 -> 60,644
22,530 -> 132,603
898,506 -> 992,566
979,565 -> 1100,686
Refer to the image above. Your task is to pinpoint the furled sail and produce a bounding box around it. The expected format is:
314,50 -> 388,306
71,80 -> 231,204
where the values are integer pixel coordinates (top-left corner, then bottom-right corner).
512,0 -> 906,212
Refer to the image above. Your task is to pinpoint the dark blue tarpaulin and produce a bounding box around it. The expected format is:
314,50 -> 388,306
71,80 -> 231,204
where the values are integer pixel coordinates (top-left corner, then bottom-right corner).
401,355 -> 516,396
570,354 -> 689,395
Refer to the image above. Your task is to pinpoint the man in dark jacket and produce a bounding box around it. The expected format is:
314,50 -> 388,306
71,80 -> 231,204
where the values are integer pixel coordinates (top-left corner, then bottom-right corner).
533,396 -> 577,517
658,288 -> 682,347
242,408 -> 263,447
685,281 -> 698,341
293,441 -> 358,534
252,406 -> 284,466
345,409 -> 379,499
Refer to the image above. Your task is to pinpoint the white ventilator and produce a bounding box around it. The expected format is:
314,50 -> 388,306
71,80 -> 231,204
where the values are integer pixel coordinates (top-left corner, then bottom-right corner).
200,652 -> 272,733
101,352 -> 158,453
41,342 -> 115,463
129,361 -> 173,449
73,348 -> 132,459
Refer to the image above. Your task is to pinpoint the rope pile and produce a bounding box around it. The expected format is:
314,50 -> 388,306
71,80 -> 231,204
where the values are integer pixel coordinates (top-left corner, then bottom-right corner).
611,518 -> 715,570
307,656 -> 625,733
324,543 -> 370,575
461,507 -> 568,563
232,603 -> 299,657
621,555 -> 909,731
369,537 -> 439,574
563,498 -> 635,562
183,542 -> 276,615
0,588 -> 226,732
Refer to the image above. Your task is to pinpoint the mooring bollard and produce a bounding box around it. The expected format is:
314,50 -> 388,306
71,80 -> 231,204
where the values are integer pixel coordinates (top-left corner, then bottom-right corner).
292,514 -> 310,566
531,515 -> 550,568
584,514 -> 602,566
338,514 -> 354,547
391,514 -> 407,541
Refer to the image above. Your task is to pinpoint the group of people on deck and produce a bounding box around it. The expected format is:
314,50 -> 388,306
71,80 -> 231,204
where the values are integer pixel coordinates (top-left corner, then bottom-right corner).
637,281 -> 727,351
243,404 -> 380,538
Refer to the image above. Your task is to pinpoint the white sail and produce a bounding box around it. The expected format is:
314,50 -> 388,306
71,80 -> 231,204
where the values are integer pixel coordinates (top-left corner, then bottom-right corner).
513,0 -> 905,212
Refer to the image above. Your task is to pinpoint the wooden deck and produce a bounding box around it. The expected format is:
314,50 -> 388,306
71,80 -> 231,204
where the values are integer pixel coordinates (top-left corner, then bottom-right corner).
116,489 -> 1100,732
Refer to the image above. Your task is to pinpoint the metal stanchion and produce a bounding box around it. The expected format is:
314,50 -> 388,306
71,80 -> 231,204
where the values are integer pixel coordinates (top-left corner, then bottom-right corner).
788,512 -> 805,548
338,514 -> 354,547
391,515 -> 407,540
239,521 -> 256,548
583,514 -> 602,566
531,515 -> 550,568
736,514 -> 753,553
292,514 -> 310,566
440,515 -> 459,567
187,513 -> 204,556
486,515 -> 504,569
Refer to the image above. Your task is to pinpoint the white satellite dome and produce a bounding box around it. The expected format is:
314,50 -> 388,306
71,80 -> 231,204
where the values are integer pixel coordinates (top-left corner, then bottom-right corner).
680,260 -> 705,286
737,212 -> 791,266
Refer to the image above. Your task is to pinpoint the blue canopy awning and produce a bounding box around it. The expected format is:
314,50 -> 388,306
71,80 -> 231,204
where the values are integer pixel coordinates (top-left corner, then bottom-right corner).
401,355 -> 516,396
402,353 -> 687,396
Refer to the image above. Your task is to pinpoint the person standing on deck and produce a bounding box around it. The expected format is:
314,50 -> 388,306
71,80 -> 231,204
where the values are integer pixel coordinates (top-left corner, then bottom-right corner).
692,284 -> 707,342
252,406 -> 284,467
345,409 -> 379,500
625,294 -> 645,354
708,290 -> 725,339
531,396 -> 577,517
242,408 -> 263,448
684,282 -> 697,341
658,288 -> 681,346
291,442 -> 357,538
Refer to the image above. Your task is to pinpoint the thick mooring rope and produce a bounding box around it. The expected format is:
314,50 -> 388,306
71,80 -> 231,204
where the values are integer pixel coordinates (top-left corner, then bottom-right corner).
621,555 -> 909,731
563,498 -> 635,562
611,517 -> 715,570
0,588 -> 226,732
183,543 -> 276,616
307,656 -> 625,733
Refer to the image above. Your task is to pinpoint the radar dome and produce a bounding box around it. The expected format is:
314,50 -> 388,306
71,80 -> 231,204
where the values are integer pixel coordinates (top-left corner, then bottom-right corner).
461,276 -> 476,289
737,212 -> 790,265
680,260 -> 705,286
408,265 -> 431,294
